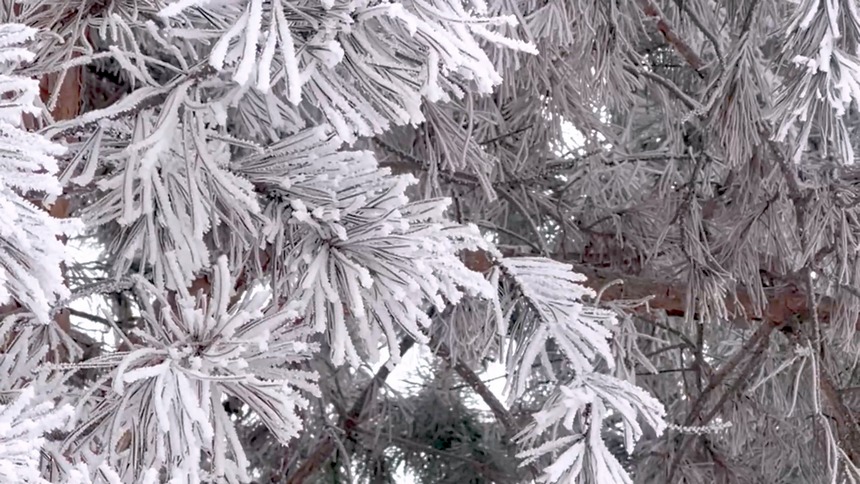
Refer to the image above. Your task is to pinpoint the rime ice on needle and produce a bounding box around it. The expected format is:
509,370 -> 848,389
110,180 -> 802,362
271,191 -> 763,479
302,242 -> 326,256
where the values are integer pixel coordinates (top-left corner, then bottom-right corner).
0,24 -> 74,324
0,0 -> 684,480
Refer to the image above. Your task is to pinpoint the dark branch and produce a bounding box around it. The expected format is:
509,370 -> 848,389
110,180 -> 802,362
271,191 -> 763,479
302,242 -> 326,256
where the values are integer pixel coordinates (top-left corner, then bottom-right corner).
286,337 -> 416,483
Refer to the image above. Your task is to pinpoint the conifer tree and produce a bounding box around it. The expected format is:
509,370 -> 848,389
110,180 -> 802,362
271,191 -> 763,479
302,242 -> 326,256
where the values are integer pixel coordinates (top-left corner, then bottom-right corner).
3,1 -> 860,483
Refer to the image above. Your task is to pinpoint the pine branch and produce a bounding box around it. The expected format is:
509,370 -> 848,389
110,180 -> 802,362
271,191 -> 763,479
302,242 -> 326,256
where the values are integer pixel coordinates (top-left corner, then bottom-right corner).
429,334 -> 540,480
670,0 -> 723,63
626,65 -> 704,111
667,320 -> 776,481
286,337 -> 416,484
432,337 -> 519,435
4,53 -> 84,352
622,6 -> 860,464
635,0 -> 707,75
464,248 -> 844,330
479,124 -> 534,146
756,110 -> 860,467
45,64 -> 215,138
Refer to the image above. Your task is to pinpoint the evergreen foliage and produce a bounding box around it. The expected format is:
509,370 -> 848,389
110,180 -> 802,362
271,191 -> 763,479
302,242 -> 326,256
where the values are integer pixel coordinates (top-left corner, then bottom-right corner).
3,0 -> 860,483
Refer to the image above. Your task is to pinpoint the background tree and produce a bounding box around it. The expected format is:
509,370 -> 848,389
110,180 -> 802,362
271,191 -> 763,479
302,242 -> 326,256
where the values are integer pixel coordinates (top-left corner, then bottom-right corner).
1,0 -> 860,483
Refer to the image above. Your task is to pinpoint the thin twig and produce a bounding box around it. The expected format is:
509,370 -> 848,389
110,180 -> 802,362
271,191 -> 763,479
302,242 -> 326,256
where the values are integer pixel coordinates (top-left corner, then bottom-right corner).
625,66 -> 703,112
479,124 -> 534,146
474,221 -> 544,255
66,308 -> 110,326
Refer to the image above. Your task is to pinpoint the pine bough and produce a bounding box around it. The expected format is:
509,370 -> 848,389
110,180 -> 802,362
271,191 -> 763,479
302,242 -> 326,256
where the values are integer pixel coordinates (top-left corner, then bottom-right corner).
0,0 -> 666,482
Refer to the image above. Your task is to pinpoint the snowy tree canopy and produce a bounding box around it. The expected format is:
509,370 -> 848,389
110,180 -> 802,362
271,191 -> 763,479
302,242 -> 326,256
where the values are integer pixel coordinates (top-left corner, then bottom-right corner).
4,0 -> 860,482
